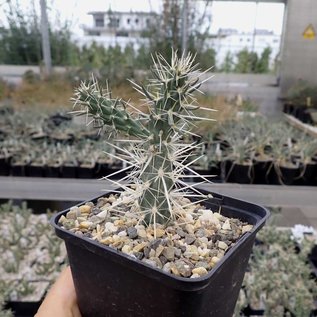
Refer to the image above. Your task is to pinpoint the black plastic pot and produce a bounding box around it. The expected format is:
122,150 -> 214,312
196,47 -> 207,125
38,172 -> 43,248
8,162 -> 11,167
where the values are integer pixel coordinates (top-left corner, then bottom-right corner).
27,164 -> 45,177
191,168 -> 214,182
45,165 -> 61,178
210,161 -> 221,181
95,162 -> 109,179
61,165 -> 77,178
241,305 -> 264,316
297,162 -> 317,186
0,156 -> 11,176
77,165 -> 96,179
52,188 -> 269,317
221,159 -> 233,182
230,163 -> 253,184
106,165 -> 128,179
268,164 -> 300,185
5,300 -> 43,317
11,163 -> 28,177
283,103 -> 294,115
253,159 -> 273,184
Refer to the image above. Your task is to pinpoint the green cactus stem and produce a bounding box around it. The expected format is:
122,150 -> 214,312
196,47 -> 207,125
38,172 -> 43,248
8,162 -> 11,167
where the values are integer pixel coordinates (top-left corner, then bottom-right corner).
72,51 -> 215,226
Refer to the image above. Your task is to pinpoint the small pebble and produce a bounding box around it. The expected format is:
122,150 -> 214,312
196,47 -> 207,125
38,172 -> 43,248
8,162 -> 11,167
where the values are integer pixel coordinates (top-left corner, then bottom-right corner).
137,229 -> 147,238
127,227 -> 138,239
190,273 -> 200,279
143,259 -> 157,268
122,245 -> 132,254
242,225 -> 253,234
79,221 -> 93,229
79,205 -> 91,214
192,267 -> 208,276
162,247 -> 175,261
155,228 -> 165,238
222,219 -> 231,230
218,241 -> 228,250
105,222 -> 118,233
133,242 -> 147,253
184,234 -> 196,245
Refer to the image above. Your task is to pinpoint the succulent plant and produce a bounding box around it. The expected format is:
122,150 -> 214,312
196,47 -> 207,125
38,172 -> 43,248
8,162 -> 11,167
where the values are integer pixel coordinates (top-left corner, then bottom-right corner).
72,52 -> 215,226
239,226 -> 317,316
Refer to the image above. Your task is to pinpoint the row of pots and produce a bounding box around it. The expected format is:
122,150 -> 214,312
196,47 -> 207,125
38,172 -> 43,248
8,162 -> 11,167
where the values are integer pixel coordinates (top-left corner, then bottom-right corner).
283,103 -> 317,125
1,156 -> 317,186
241,305 -> 317,317
218,158 -> 317,186
0,157 -> 125,179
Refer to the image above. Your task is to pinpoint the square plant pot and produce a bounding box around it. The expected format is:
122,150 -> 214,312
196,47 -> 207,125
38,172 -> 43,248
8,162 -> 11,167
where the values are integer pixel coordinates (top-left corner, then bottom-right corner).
51,188 -> 269,317
5,281 -> 49,317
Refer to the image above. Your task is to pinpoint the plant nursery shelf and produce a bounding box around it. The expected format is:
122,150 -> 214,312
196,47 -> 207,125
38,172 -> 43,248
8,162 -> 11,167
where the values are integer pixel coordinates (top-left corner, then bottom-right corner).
1,176 -> 317,208
284,114 -> 317,138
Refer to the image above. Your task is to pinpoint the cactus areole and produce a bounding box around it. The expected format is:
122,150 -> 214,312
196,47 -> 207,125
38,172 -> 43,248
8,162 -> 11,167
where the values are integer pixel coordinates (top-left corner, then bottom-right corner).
72,52 -> 215,225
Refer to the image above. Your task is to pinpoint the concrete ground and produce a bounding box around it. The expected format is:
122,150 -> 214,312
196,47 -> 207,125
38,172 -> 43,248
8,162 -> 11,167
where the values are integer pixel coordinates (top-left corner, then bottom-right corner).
200,73 -> 283,118
1,176 -> 316,229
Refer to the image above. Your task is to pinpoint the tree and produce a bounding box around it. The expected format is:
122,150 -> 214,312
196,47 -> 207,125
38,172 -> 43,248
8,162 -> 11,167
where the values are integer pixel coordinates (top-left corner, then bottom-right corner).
220,51 -> 234,73
256,47 -> 272,73
0,0 -> 78,66
145,0 -> 215,67
234,48 -> 252,73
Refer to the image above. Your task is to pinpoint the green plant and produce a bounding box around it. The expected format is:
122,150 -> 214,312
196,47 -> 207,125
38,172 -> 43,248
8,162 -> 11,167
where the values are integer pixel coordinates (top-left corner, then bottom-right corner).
286,80 -> 317,107
0,293 -> 13,317
240,226 -> 317,316
72,51 -> 214,226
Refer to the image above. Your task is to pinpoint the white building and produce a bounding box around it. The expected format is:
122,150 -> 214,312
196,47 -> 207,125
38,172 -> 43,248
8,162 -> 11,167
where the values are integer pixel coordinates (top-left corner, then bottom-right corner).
207,28 -> 281,68
79,10 -> 156,50
78,11 -> 281,69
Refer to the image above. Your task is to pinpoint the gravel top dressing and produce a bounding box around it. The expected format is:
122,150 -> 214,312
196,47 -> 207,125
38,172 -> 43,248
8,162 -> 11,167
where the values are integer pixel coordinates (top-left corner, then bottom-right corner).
58,188 -> 252,279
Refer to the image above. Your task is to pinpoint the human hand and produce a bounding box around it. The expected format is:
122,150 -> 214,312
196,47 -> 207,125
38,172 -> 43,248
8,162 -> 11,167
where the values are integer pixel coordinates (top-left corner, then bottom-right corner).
35,266 -> 82,317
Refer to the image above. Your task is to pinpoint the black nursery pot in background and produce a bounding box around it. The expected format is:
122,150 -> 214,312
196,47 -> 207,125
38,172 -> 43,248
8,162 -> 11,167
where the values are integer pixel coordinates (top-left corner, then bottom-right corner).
52,189 -> 269,317
0,156 -> 11,176
27,164 -> 45,177
267,164 -> 300,185
77,164 -> 96,179
253,159 -> 273,184
11,163 -> 27,177
61,165 -> 77,178
230,163 -> 253,184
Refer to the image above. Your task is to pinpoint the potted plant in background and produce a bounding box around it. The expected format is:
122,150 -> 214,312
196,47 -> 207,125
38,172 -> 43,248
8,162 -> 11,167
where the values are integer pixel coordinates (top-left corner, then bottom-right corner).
295,135 -> 317,185
0,147 -> 11,176
238,226 -> 317,317
225,135 -> 254,184
268,124 -> 300,185
60,146 -> 78,178
51,52 -> 269,317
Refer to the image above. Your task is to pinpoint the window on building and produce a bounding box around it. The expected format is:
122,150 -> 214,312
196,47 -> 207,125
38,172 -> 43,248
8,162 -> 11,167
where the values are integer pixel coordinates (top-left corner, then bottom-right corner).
135,18 -> 139,24
88,30 -> 101,36
116,31 -> 129,37
95,17 -> 104,27
109,17 -> 120,28
240,38 -> 243,42
127,18 -> 130,24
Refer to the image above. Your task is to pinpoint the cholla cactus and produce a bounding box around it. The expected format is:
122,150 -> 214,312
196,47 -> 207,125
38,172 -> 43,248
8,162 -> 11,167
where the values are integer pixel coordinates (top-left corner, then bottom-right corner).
72,52 -> 214,225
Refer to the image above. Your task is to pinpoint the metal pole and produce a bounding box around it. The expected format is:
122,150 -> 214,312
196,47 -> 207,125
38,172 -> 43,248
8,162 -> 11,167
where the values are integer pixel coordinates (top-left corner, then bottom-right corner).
40,0 -> 52,77
181,0 -> 188,54
251,0 -> 259,52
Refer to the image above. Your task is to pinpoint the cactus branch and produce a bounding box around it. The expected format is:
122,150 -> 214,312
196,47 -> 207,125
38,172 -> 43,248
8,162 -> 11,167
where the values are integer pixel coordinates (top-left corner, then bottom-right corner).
72,76 -> 150,139
72,51 -> 215,226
